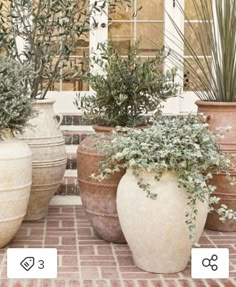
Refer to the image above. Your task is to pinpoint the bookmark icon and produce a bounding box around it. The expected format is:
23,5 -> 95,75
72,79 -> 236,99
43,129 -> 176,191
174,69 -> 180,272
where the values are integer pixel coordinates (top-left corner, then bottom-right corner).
20,257 -> 35,271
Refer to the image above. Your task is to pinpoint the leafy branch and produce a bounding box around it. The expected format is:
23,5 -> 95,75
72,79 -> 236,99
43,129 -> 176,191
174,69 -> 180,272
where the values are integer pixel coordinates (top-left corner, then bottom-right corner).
0,0 -> 131,99
75,41 -> 179,127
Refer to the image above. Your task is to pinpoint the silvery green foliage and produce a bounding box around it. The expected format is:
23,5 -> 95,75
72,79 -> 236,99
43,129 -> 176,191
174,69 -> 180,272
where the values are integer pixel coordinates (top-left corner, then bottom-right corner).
75,41 -> 179,127
0,57 -> 34,134
217,204 -> 236,222
0,0 -> 131,99
94,114 -> 235,244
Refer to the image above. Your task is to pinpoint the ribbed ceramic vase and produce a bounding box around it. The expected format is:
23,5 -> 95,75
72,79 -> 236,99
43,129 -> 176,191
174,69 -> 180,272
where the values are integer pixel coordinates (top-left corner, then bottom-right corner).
117,169 -> 208,273
77,126 -> 126,243
0,129 -> 32,247
18,99 -> 66,220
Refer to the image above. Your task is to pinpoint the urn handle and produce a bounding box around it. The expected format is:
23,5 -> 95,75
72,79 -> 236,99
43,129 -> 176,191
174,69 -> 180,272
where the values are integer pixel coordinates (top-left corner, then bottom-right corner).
54,114 -> 63,129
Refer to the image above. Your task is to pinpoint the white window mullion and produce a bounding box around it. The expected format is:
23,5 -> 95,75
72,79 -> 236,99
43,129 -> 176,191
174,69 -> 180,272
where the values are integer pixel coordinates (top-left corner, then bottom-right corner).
89,0 -> 108,79
163,0 -> 184,114
12,0 -> 31,62
133,0 -> 137,42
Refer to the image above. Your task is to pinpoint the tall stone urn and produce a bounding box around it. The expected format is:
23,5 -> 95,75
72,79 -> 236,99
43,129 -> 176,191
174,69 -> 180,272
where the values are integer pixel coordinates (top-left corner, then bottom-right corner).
196,101 -> 236,231
18,99 -> 66,220
0,129 -> 32,247
77,126 -> 126,243
117,170 -> 208,273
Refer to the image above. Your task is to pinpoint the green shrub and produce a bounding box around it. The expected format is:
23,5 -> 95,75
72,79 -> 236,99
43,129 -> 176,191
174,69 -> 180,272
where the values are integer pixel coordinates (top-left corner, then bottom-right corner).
0,57 -> 35,134
0,0 -> 131,99
75,41 -> 179,127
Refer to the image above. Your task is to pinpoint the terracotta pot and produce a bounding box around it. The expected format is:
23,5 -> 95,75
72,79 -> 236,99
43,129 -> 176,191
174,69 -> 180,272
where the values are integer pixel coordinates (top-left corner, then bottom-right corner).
77,125 -> 126,243
196,100 -> 236,231
18,99 -> 66,220
117,169 -> 208,273
0,129 -> 32,247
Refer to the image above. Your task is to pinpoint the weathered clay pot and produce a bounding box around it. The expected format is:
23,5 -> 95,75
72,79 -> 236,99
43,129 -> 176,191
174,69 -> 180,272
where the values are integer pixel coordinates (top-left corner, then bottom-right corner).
196,100 -> 236,231
77,125 -> 126,243
117,169 -> 208,273
0,129 -> 32,247
18,99 -> 66,220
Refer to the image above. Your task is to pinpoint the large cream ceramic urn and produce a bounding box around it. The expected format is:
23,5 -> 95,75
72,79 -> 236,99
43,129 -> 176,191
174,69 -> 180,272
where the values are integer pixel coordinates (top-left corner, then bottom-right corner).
0,129 -> 32,247
117,169 -> 208,273
18,99 -> 66,220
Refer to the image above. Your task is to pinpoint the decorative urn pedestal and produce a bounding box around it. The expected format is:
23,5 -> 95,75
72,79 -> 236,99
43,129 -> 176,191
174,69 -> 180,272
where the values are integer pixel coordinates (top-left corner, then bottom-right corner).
0,129 -> 32,247
77,126 -> 126,243
18,99 -> 66,220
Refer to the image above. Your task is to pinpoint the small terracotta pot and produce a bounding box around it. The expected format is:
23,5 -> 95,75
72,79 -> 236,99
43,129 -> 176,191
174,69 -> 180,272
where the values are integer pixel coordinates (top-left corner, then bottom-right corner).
77,125 -> 126,243
196,100 -> 236,231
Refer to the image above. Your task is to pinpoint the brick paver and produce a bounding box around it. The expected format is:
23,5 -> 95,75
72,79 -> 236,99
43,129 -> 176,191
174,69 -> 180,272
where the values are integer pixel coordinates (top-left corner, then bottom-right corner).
0,205 -> 236,286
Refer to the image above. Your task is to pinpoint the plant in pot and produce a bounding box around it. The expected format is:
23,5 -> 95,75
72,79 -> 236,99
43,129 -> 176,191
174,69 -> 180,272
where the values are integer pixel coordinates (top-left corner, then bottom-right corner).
0,0 -> 126,220
93,114 -> 235,273
0,56 -> 35,247
167,0 -> 236,231
74,40 -> 179,243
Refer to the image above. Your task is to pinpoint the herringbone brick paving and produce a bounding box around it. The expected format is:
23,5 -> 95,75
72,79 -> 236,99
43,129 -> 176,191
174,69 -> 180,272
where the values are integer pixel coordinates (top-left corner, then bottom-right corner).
0,205 -> 236,287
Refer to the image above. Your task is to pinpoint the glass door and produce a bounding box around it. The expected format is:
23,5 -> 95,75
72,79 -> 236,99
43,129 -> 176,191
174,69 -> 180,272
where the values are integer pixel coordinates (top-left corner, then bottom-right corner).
107,0 -> 182,114
166,0 -> 212,113
108,0 -> 164,55
52,0 -> 209,114
1,0 -> 209,114
47,0 -> 99,113
107,0 -> 213,113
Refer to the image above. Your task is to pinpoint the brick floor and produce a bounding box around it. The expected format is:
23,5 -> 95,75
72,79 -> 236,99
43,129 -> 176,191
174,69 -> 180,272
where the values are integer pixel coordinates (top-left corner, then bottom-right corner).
0,205 -> 236,287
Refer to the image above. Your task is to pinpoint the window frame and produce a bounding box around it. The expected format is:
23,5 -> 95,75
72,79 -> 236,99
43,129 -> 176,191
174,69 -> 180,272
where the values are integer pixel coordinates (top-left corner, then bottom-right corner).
48,0 -> 199,114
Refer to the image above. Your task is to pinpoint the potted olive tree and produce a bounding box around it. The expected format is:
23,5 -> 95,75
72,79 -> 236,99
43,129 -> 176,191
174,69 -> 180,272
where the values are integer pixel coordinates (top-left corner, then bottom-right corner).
0,56 -> 34,247
94,114 -> 235,273
0,0 -> 130,220
75,41 -> 179,243
168,0 -> 236,231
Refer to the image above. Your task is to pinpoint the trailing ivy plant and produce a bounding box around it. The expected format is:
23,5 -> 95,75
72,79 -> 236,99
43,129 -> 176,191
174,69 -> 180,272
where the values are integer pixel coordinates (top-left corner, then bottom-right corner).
0,0 -> 131,99
0,56 -> 35,135
75,41 -> 179,127
92,114 -> 236,244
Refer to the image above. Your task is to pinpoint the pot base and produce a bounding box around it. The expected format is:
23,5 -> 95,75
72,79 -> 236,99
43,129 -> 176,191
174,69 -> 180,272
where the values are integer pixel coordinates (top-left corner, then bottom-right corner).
133,257 -> 187,274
